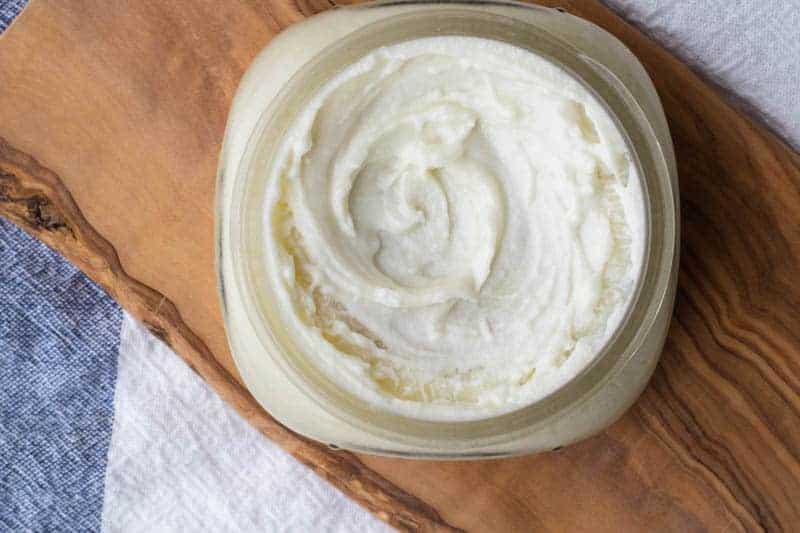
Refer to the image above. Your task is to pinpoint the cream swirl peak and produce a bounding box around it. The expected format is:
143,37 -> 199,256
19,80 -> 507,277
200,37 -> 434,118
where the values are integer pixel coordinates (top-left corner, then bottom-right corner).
264,36 -> 646,421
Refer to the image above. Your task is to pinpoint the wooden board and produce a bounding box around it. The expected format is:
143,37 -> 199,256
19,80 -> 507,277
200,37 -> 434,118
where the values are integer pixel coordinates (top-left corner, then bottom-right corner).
2,1 -> 799,530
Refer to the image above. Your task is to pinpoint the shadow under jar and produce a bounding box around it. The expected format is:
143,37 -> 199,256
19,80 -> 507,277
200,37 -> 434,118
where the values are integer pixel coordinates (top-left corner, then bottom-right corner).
216,0 -> 679,458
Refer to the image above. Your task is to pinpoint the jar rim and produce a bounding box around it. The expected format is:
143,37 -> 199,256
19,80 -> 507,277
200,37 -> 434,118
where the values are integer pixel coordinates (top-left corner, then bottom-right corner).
220,1 -> 678,452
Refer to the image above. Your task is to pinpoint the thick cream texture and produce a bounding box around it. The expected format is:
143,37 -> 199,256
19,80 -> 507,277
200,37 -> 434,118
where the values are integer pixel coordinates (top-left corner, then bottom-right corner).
265,36 -> 645,421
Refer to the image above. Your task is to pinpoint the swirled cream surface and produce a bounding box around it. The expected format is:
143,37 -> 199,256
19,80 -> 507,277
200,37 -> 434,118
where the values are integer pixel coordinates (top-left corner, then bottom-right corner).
265,36 -> 645,421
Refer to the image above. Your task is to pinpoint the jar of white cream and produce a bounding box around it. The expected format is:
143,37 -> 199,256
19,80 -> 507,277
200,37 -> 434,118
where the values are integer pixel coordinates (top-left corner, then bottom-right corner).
217,0 -> 679,457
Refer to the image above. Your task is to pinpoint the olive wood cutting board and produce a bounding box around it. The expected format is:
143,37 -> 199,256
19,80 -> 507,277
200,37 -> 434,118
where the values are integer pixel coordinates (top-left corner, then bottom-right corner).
2,1 -> 799,530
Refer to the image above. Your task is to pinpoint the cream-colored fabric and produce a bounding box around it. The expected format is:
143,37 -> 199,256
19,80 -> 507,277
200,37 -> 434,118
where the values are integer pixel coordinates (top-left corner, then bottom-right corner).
101,313 -> 389,533
606,0 -> 800,150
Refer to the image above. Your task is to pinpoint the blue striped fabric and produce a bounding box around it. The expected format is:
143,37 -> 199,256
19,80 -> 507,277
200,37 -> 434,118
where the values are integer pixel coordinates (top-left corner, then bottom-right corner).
0,217 -> 121,531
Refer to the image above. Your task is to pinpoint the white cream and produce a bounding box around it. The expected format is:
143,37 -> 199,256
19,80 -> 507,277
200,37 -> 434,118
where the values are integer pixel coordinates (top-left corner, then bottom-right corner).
264,36 -> 645,421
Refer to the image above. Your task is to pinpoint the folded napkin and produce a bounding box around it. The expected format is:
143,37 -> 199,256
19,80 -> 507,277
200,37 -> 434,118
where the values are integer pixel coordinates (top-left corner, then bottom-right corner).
0,218 -> 387,532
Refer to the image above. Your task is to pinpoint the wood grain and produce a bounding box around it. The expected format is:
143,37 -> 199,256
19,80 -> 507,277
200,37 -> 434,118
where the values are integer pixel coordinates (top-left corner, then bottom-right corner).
1,0 -> 799,530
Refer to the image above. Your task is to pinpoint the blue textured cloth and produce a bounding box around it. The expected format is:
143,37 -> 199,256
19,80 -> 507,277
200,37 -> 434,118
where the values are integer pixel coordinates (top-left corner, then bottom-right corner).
0,11 -> 125,530
0,9 -> 123,531
0,217 -> 121,531
0,0 -> 25,32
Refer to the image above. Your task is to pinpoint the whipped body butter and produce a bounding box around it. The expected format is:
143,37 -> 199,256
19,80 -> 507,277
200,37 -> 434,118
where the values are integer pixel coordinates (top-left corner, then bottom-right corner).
217,1 -> 679,457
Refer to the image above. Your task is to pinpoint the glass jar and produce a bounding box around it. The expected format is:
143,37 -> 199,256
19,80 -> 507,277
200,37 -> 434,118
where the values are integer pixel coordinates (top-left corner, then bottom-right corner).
216,0 -> 679,458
